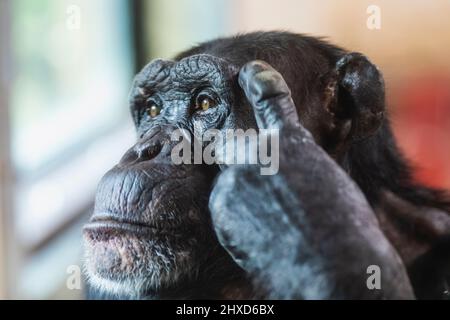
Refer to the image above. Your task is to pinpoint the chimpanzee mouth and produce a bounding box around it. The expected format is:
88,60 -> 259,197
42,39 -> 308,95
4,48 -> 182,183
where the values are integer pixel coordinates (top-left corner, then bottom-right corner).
83,212 -> 182,239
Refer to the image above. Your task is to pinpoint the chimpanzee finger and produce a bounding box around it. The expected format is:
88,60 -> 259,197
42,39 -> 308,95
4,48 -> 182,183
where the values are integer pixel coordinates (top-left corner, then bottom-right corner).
238,60 -> 300,130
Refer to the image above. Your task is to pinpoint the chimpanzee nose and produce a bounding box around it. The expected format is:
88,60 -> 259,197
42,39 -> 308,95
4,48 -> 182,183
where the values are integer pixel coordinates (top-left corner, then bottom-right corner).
118,126 -> 176,166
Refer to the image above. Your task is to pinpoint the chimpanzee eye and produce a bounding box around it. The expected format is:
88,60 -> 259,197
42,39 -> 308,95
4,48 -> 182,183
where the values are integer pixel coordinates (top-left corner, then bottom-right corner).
195,94 -> 217,111
145,100 -> 161,118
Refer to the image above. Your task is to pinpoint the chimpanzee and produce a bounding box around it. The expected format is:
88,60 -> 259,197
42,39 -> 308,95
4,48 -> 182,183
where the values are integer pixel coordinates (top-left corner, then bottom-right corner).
83,31 -> 450,299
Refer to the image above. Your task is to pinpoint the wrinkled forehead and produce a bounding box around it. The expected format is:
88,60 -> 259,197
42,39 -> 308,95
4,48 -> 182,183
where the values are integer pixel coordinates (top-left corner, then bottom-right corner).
132,54 -> 238,95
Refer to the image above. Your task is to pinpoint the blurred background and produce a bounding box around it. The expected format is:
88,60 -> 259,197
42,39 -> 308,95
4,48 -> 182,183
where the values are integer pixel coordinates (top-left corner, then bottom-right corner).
0,0 -> 449,299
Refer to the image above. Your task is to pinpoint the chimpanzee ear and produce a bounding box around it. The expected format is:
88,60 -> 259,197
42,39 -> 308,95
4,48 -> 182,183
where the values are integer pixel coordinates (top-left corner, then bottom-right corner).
322,52 -> 385,145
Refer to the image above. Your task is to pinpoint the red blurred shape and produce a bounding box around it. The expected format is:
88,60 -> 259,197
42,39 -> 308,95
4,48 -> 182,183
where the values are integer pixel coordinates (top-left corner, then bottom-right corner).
393,74 -> 450,190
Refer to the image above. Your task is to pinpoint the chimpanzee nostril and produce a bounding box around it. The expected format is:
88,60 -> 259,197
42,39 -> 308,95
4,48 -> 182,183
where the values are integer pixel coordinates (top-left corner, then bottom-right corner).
118,147 -> 139,165
143,141 -> 163,160
118,126 -> 179,167
119,141 -> 163,166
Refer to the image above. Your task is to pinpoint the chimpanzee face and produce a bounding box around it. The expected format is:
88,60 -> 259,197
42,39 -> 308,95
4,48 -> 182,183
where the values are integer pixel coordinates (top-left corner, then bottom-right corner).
83,55 -> 255,297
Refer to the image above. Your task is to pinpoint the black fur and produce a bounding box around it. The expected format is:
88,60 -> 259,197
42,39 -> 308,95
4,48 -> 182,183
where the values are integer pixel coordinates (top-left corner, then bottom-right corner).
84,31 -> 450,299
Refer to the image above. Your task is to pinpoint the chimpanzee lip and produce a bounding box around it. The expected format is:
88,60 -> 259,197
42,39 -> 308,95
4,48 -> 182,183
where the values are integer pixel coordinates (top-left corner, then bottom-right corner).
83,212 -> 178,237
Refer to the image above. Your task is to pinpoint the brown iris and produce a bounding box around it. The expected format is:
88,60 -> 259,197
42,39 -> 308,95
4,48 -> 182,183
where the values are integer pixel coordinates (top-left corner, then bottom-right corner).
146,104 -> 160,118
196,95 -> 217,111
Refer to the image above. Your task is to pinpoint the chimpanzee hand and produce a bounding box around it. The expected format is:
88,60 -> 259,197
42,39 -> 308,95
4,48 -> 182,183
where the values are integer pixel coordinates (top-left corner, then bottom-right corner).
208,61 -> 415,299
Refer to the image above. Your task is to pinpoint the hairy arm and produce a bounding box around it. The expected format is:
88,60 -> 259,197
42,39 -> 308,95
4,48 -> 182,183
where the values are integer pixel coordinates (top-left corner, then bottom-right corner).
209,61 -> 415,299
